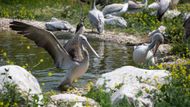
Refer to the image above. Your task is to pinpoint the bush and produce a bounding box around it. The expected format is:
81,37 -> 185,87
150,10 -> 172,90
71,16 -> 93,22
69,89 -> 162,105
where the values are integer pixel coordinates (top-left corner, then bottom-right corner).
154,64 -> 190,107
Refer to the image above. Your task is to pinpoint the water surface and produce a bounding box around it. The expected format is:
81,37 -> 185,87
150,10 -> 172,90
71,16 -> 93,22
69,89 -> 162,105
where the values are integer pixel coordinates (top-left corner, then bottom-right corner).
0,32 -> 135,91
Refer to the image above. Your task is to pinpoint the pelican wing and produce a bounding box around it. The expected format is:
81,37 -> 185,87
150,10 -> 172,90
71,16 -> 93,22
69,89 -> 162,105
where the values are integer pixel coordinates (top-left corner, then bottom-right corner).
157,0 -> 170,21
128,1 -> 140,9
10,21 -> 70,68
184,17 -> 190,39
184,16 -> 190,27
148,2 -> 160,9
102,4 -> 124,15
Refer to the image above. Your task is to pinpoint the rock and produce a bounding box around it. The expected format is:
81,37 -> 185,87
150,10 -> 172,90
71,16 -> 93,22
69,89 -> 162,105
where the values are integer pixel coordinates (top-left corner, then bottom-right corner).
47,94 -> 100,107
96,66 -> 169,107
0,65 -> 43,104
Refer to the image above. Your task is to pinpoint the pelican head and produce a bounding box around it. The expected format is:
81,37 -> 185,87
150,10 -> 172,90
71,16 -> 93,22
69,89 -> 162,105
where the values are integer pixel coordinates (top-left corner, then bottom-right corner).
79,35 -> 100,58
75,17 -> 86,34
149,33 -> 164,56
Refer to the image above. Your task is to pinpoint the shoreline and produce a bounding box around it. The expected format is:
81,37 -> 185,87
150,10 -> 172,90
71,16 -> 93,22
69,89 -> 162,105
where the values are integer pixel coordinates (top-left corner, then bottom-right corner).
0,18 -> 171,54
0,18 -> 147,45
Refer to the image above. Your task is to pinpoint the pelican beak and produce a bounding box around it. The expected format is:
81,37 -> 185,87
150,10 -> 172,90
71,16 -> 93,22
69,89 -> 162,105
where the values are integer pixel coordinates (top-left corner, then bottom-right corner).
153,42 -> 160,56
84,39 -> 100,58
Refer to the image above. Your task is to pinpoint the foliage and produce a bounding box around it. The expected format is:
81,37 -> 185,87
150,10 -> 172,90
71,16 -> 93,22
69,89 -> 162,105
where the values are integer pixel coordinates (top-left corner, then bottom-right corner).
85,86 -> 133,107
154,63 -> 190,107
0,81 -> 57,106
85,86 -> 112,107
0,82 -> 25,107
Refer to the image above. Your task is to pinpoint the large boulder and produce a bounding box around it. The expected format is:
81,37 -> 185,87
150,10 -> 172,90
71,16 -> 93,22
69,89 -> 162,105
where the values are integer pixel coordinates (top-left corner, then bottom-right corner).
96,66 -> 169,107
47,94 -> 100,107
0,65 -> 43,104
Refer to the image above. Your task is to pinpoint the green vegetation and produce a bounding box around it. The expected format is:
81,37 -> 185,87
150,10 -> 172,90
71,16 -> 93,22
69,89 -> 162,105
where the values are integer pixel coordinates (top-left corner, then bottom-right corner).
85,86 -> 133,107
155,63 -> 190,107
0,81 -> 57,107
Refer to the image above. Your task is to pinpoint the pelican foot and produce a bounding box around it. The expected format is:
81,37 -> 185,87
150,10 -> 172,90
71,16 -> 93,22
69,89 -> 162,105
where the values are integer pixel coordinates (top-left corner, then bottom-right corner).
57,84 -> 75,91
57,84 -> 69,91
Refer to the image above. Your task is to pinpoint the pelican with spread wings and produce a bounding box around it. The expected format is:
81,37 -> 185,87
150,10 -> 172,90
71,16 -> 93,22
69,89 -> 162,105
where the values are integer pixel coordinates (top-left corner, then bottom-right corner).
10,20 -> 99,90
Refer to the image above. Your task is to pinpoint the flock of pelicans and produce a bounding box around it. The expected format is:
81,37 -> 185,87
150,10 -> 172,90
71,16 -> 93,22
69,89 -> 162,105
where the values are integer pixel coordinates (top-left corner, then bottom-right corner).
9,0 -> 190,90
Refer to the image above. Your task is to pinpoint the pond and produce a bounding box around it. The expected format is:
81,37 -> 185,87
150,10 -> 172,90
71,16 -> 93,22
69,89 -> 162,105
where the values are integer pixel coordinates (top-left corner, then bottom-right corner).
0,31 -> 135,91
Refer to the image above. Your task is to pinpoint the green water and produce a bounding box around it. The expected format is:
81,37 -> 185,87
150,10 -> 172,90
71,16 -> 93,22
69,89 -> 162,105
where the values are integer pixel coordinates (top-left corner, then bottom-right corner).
0,31 -> 135,91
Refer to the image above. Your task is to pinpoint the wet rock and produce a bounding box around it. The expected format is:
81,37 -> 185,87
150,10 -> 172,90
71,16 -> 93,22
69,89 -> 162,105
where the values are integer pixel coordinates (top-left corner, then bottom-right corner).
0,65 -> 43,104
96,66 -> 169,107
47,94 -> 100,107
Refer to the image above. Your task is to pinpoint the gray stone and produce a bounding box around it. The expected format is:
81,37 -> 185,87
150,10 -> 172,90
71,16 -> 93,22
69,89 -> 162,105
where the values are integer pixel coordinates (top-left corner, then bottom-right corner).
96,66 -> 169,107
47,94 -> 100,107
0,65 -> 43,104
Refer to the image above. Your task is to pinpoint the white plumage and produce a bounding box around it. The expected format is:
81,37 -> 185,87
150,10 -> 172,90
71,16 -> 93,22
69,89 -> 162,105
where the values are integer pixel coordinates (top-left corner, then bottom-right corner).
102,0 -> 129,16
133,32 -> 164,66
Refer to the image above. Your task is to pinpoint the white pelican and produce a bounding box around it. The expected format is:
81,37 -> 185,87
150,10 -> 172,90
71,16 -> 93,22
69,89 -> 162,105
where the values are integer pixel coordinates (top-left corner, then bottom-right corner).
104,14 -> 127,28
45,17 -> 74,31
102,0 -> 129,16
148,25 -> 166,41
10,20 -> 99,90
128,0 -> 148,9
88,0 -> 105,34
133,33 -> 164,65
148,0 -> 171,21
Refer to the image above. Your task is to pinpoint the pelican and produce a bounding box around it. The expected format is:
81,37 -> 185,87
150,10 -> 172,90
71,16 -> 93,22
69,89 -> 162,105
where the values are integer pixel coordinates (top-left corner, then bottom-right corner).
133,33 -> 164,65
148,25 -> 166,40
183,15 -> 190,40
9,20 -> 99,90
104,14 -> 127,28
128,0 -> 148,9
88,0 -> 105,34
45,17 -> 74,32
148,0 -> 171,21
102,0 -> 129,16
